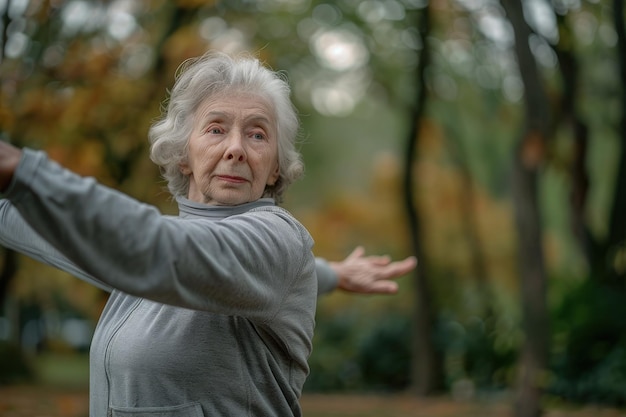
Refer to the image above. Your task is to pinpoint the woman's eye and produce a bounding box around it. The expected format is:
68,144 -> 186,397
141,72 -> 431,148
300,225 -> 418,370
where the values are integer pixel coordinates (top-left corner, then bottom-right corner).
252,132 -> 266,140
207,127 -> 222,134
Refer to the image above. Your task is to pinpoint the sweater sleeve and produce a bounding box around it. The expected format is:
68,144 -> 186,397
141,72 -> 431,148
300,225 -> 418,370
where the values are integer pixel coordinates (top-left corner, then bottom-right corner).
315,257 -> 338,295
0,198 -> 335,299
0,199 -> 113,292
4,149 -> 315,320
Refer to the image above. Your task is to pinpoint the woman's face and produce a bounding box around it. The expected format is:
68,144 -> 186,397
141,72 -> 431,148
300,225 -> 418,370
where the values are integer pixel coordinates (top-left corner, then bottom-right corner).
180,92 -> 280,206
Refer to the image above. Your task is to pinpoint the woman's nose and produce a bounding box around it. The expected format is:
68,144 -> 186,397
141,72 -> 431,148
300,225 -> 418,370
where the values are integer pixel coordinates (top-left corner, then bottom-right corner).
225,133 -> 246,161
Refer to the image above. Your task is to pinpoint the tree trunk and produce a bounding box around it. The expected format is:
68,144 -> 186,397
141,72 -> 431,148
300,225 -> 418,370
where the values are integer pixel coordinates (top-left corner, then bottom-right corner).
0,133 -> 20,314
500,0 -> 552,415
606,0 -> 626,280
404,3 -> 444,396
1,0 -> 9,64
0,248 -> 17,312
511,154 -> 549,417
552,15 -> 593,264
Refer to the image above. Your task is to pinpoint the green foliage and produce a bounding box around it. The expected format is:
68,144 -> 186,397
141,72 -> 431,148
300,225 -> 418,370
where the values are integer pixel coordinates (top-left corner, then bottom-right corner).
439,313 -> 518,391
305,309 -> 413,393
305,311 -> 365,392
0,341 -> 33,385
306,307 -> 517,394
550,279 -> 626,405
356,313 -> 412,391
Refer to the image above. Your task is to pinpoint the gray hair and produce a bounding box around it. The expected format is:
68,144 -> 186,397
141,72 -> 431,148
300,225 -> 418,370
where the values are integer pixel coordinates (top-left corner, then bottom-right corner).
148,52 -> 303,203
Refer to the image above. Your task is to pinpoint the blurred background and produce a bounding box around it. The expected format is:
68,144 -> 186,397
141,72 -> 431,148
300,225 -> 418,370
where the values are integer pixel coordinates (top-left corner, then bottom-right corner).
0,0 -> 624,416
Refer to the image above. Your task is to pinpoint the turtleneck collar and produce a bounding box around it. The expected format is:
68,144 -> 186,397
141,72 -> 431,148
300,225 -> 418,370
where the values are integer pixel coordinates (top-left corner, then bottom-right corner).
176,196 -> 276,220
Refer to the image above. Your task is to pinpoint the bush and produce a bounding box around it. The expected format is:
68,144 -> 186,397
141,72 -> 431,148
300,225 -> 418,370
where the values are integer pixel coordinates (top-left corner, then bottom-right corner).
0,341 -> 33,385
356,313 -> 412,391
305,311 -> 413,392
305,308 -> 517,394
549,279 -> 626,405
305,311 -> 365,392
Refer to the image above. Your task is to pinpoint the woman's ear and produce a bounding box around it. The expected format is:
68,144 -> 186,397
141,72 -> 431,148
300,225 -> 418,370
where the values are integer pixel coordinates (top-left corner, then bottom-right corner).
179,160 -> 191,175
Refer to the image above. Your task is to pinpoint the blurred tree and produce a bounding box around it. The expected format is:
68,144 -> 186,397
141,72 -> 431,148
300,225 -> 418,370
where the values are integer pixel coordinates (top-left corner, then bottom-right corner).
500,0 -> 551,415
0,248 -> 17,312
553,11 -> 590,261
402,1 -> 444,396
605,0 -> 626,282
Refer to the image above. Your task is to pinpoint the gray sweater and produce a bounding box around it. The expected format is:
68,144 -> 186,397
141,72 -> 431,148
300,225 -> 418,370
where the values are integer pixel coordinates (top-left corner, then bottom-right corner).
0,149 -> 327,417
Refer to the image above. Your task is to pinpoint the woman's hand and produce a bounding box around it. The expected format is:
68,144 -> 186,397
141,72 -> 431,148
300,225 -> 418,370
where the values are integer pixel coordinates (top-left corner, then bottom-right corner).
0,141 -> 22,192
329,246 -> 417,294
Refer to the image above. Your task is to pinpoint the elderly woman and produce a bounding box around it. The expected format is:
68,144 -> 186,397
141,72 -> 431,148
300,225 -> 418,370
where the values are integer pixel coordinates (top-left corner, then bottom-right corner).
0,52 -> 415,417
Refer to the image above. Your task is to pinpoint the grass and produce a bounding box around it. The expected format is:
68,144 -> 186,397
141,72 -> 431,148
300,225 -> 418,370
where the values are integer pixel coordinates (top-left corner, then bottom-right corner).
33,352 -> 90,388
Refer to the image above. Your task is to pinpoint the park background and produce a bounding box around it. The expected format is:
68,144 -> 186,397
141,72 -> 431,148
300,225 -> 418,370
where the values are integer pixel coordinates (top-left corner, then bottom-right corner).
0,0 -> 625,416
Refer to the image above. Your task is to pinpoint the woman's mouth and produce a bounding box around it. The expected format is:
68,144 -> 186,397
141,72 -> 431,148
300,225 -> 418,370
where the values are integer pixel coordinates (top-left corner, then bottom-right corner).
217,175 -> 247,183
